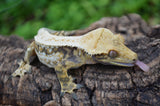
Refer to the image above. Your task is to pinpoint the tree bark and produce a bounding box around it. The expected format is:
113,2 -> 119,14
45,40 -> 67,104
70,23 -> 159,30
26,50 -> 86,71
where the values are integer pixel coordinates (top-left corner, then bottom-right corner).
0,14 -> 160,106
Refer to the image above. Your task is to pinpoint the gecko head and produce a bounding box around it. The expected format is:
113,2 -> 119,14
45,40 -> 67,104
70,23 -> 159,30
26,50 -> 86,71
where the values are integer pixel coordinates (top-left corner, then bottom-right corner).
92,33 -> 138,67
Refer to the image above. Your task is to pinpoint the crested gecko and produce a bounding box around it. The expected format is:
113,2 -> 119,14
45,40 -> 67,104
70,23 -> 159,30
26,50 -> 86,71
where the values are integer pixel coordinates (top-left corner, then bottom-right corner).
12,28 -> 149,99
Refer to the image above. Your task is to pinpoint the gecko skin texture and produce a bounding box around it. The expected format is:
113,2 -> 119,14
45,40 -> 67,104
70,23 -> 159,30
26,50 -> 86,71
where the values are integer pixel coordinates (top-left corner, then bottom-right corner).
13,28 -> 141,98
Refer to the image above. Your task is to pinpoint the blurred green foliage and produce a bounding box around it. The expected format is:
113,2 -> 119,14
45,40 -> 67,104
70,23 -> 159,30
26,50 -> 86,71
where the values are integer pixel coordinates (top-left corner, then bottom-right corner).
0,0 -> 160,39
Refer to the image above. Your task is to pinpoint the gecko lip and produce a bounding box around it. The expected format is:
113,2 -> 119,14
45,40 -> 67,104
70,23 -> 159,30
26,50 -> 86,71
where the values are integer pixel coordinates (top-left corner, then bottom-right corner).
110,61 -> 135,67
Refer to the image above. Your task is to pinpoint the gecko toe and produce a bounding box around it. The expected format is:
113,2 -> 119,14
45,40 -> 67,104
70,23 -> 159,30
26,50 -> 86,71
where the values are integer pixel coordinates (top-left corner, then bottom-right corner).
72,77 -> 76,81
76,84 -> 84,89
60,91 -> 65,97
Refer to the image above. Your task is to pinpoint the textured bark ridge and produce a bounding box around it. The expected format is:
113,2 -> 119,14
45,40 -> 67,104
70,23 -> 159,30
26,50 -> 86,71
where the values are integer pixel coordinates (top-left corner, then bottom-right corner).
0,14 -> 160,106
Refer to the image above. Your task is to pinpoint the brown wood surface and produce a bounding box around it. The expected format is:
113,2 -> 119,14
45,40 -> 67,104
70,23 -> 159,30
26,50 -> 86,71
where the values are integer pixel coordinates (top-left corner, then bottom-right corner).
0,14 -> 160,106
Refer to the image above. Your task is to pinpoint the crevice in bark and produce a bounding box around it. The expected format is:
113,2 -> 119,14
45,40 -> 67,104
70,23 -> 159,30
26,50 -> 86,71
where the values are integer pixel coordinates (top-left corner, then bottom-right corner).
136,101 -> 151,105
85,84 -> 96,106
128,71 -> 139,105
32,72 -> 53,105
40,89 -> 53,105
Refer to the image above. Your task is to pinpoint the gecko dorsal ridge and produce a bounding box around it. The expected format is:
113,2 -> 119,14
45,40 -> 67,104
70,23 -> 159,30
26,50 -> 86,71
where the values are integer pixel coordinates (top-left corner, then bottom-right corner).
35,28 -> 117,55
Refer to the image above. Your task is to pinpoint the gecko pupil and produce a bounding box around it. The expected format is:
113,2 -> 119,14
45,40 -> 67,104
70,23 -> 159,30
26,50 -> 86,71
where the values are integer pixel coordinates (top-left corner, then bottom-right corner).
108,50 -> 118,58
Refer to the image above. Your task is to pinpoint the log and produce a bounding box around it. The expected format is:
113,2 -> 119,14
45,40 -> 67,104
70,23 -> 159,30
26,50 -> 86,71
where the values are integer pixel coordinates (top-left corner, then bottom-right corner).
0,14 -> 160,106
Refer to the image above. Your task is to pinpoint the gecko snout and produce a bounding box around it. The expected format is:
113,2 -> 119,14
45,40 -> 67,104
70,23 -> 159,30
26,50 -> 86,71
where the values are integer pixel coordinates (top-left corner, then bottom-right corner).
130,53 -> 138,63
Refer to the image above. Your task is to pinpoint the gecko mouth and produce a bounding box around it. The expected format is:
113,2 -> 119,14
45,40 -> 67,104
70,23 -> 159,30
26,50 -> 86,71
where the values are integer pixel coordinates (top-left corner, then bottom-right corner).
110,61 -> 135,67
111,60 -> 150,72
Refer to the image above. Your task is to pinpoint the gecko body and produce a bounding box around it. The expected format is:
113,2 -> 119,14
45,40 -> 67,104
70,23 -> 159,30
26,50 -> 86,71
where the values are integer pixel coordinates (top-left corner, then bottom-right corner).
13,28 -> 149,99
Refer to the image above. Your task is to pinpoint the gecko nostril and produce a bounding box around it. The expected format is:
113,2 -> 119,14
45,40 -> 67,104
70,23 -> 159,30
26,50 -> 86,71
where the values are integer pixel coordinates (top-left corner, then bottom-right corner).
133,59 -> 136,62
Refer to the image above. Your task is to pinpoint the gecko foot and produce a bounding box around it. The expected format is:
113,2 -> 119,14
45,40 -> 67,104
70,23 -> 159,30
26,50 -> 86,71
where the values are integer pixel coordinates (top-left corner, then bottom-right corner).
12,60 -> 31,77
61,82 -> 83,93
56,70 -> 83,100
60,82 -> 83,100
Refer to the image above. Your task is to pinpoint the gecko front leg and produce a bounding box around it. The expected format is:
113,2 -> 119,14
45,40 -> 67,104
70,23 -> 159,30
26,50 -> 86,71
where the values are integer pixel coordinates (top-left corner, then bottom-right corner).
12,41 -> 36,77
55,66 -> 83,99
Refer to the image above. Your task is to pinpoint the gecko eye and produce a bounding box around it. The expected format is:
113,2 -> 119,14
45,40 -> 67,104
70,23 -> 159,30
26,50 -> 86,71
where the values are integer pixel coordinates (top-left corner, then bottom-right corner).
108,50 -> 118,58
